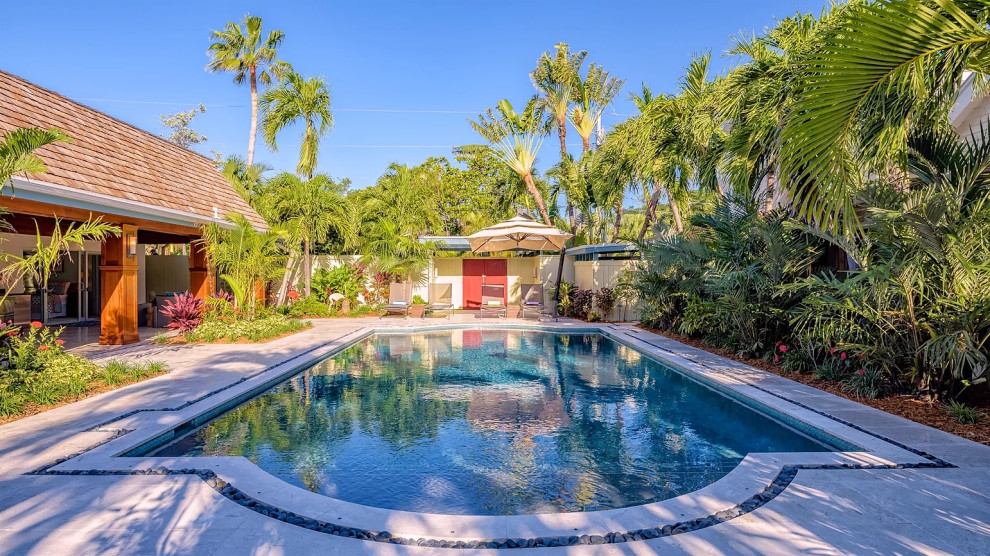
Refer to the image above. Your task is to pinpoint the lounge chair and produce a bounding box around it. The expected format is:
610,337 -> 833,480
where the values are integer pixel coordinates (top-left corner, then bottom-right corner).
519,283 -> 546,319
479,284 -> 507,318
380,282 -> 412,318
426,283 -> 454,319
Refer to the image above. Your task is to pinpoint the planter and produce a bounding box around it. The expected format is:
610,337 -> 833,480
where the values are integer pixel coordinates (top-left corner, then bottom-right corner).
506,305 -> 520,319
409,304 -> 426,318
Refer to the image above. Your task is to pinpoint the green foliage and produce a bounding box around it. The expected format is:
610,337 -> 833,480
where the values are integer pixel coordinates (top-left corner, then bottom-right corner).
312,265 -> 363,303
185,314 -> 310,343
288,295 -> 329,318
842,368 -> 887,400
634,199 -> 820,356
160,104 -> 207,148
1,216 -> 120,300
412,295 -> 427,305
0,328 -> 167,417
942,400 -> 986,425
260,72 -> 333,179
201,213 -> 285,316
0,126 -> 71,188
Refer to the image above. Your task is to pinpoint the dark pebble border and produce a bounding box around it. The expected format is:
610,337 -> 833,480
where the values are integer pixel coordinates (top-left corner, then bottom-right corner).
33,459 -> 951,550
25,326 -> 956,549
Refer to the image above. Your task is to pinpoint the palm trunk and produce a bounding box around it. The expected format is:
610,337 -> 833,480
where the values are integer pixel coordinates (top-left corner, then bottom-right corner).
638,182 -> 665,240
557,119 -> 567,158
247,67 -> 258,167
611,203 -> 623,243
524,172 -> 553,226
764,168 -> 775,213
277,254 -> 296,304
581,135 -> 590,152
304,239 -> 312,297
667,186 -> 684,233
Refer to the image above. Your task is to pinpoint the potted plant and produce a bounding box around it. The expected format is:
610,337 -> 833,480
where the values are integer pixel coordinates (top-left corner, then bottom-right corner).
410,295 -> 427,318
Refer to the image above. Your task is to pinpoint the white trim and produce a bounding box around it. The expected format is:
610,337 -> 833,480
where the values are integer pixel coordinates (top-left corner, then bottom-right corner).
7,176 -> 247,230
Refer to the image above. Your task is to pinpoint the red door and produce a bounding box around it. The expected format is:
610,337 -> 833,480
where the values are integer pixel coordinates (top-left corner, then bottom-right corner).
462,259 -> 507,309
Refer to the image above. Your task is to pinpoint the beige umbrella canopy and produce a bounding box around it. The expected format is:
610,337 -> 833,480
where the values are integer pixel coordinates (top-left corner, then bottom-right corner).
466,215 -> 572,253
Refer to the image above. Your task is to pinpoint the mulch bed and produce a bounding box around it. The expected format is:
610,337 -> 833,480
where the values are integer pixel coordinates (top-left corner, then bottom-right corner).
642,326 -> 990,446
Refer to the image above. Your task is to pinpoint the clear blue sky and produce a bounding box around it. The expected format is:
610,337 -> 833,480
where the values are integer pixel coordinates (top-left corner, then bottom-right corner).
1,0 -> 830,190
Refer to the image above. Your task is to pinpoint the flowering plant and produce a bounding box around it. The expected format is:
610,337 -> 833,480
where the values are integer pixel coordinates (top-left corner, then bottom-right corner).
160,293 -> 205,333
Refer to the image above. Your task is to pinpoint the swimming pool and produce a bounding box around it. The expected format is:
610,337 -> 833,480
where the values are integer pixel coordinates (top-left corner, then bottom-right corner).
150,329 -> 835,515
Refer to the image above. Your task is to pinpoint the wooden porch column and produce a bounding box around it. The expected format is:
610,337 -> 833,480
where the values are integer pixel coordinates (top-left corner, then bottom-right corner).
100,224 -> 139,345
189,241 -> 213,299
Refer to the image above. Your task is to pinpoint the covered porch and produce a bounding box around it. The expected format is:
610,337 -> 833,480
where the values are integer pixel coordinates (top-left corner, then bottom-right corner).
0,196 -> 215,345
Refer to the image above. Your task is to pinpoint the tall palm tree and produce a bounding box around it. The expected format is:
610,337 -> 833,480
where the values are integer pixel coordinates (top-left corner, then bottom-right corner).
531,43 -> 587,158
777,0 -> 984,232
470,99 -> 554,225
270,172 -> 350,296
260,72 -> 334,179
207,14 -> 291,167
0,127 -> 70,188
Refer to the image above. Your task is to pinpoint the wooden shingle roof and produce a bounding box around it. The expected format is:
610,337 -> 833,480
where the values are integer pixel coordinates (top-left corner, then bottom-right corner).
0,70 -> 266,229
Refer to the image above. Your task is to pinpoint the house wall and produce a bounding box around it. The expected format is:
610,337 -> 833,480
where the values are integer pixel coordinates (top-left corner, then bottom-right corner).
431,258 -> 462,307
572,259 -> 641,322
145,254 -> 190,300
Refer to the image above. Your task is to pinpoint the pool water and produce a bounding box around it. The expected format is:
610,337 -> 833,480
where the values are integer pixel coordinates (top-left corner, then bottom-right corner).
152,330 -> 831,515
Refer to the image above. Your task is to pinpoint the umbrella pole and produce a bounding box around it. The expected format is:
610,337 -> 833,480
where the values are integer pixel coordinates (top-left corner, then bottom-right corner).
552,247 -> 567,320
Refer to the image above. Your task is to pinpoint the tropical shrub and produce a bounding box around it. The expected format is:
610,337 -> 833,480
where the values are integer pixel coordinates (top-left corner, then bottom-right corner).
842,368 -> 887,400
556,281 -> 574,317
159,293 -> 205,333
571,288 -> 593,320
288,295 -> 329,318
312,265 -> 364,303
184,314 -> 310,343
942,401 -> 986,425
0,327 -> 167,417
594,288 -> 615,320
412,295 -> 427,305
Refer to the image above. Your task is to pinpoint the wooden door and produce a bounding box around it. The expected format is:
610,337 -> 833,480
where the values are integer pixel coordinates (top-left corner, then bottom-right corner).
463,259 -> 485,309
462,259 -> 508,309
483,259 -> 507,305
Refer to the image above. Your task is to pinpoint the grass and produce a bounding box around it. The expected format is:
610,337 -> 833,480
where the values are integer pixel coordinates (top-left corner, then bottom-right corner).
0,357 -> 168,419
943,400 -> 987,425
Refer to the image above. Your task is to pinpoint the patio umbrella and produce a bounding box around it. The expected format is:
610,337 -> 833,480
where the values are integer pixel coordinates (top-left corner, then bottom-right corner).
466,215 -> 572,253
466,214 -> 572,318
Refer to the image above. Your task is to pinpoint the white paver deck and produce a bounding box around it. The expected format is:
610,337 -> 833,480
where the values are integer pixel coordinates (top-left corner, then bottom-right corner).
0,316 -> 987,555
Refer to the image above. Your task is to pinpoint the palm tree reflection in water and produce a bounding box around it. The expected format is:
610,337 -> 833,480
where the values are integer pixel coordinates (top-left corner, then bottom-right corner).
156,330 -> 829,514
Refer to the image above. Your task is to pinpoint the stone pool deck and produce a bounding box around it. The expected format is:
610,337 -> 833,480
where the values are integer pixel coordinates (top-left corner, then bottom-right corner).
0,317 -> 988,555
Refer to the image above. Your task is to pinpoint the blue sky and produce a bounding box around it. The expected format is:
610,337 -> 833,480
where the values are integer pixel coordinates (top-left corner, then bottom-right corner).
1,0 -> 830,190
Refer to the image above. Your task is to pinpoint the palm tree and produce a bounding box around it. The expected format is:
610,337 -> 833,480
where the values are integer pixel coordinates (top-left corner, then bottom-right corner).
201,213 -> 286,315
470,99 -> 554,225
531,44 -> 586,158
0,127 -> 71,188
207,14 -> 291,167
1,217 -> 119,305
269,172 -> 350,296
777,0 -> 983,232
260,72 -> 334,179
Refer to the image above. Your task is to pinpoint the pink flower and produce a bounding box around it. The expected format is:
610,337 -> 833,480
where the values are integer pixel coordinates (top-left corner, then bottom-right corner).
779,345 -> 789,353
829,347 -> 835,355
38,345 -> 49,351
856,369 -> 865,376
774,356 -> 780,363
775,340 -> 782,347
840,352 -> 847,360
857,353 -> 864,360
30,321 -> 42,329
55,339 -> 65,346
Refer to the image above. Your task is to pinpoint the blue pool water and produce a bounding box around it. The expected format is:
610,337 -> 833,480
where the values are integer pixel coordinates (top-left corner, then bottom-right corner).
152,330 -> 832,515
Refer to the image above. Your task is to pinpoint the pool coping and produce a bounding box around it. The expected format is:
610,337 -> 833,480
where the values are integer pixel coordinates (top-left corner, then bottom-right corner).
32,322 -> 959,548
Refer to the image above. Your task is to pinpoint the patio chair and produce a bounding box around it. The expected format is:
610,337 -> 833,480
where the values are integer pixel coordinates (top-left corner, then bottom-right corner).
426,283 -> 454,319
519,283 -> 546,319
479,284 -> 507,318
380,282 -> 412,318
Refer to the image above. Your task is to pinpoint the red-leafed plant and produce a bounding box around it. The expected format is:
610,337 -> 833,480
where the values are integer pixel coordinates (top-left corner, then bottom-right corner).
160,293 -> 205,333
